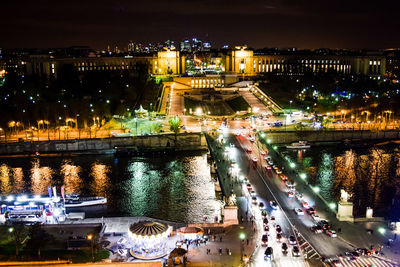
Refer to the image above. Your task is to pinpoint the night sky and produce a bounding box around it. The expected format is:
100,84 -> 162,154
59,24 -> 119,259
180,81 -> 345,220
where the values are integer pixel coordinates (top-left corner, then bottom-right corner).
1,0 -> 399,50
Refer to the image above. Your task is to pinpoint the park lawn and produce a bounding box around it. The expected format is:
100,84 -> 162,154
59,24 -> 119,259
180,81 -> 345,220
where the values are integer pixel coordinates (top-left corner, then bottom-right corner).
226,96 -> 250,112
257,83 -> 299,109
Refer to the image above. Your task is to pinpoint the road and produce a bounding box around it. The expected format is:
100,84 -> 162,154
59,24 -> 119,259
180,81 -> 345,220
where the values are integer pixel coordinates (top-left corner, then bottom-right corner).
222,128 -> 400,267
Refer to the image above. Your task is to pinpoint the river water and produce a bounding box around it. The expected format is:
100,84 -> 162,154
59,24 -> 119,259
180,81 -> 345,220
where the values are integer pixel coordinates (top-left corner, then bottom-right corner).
0,152 -> 222,223
281,144 -> 400,218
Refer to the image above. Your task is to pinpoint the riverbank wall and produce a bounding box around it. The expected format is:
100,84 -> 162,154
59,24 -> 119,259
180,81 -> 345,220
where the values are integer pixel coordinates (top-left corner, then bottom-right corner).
264,130 -> 400,144
0,133 -> 207,155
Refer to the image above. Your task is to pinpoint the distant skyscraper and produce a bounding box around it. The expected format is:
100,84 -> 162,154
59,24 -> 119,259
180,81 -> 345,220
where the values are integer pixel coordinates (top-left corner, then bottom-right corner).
180,40 -> 191,52
192,38 -> 202,52
203,42 -> 211,51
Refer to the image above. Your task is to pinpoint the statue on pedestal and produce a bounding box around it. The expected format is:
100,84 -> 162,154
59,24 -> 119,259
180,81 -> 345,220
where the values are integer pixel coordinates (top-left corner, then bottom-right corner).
340,189 -> 352,203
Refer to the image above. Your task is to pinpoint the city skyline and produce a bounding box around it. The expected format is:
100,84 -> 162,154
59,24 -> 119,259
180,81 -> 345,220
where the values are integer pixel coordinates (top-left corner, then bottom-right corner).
1,0 -> 399,50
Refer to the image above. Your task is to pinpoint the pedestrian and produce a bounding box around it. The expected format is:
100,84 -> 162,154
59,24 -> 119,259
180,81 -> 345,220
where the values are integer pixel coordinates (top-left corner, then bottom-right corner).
219,248 -> 222,255
228,249 -> 231,255
247,239 -> 249,246
220,236 -> 223,242
226,248 -> 229,255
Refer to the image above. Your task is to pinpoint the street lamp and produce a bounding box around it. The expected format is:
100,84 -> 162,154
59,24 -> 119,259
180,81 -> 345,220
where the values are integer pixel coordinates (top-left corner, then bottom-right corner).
87,234 -> 94,262
299,173 -> 307,180
239,232 -> 246,261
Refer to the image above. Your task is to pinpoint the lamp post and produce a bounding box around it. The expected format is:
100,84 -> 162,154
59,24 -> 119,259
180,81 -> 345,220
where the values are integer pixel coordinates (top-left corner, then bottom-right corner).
134,118 -> 138,135
87,234 -> 94,262
239,232 -> 246,262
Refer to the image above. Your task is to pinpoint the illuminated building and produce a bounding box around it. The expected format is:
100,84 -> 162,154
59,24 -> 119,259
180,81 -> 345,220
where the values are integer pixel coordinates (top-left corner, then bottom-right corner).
1,45 -> 386,79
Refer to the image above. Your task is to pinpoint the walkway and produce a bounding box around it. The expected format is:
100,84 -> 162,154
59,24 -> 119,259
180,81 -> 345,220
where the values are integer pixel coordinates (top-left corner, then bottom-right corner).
238,90 -> 269,115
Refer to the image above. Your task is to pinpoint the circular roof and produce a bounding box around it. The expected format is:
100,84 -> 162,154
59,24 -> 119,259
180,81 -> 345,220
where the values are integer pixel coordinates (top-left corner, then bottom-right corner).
129,221 -> 168,237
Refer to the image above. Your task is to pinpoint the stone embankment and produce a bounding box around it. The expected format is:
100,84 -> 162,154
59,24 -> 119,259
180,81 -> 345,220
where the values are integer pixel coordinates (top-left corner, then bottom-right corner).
0,133 -> 207,155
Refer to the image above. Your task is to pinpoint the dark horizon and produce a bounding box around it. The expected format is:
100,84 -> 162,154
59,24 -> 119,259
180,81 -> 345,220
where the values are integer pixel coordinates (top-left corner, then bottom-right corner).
1,0 -> 399,50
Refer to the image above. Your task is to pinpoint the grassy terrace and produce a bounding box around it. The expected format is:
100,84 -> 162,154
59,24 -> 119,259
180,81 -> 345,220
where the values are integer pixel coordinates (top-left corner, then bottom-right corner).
226,96 -> 250,112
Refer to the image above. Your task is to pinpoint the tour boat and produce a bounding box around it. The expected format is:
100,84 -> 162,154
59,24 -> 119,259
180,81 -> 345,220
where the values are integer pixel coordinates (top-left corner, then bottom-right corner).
286,141 -> 310,149
64,194 -> 107,208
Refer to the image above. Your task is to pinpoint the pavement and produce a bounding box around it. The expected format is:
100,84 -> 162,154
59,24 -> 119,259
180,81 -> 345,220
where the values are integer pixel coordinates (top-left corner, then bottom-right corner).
238,90 -> 269,114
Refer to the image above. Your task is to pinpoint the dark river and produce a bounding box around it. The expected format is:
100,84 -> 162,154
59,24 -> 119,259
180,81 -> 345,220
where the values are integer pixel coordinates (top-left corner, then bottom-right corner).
281,143 -> 400,218
0,152 -> 222,223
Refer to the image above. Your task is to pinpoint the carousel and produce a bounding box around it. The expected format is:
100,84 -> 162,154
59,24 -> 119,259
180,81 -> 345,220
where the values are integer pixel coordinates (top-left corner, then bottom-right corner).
128,220 -> 172,260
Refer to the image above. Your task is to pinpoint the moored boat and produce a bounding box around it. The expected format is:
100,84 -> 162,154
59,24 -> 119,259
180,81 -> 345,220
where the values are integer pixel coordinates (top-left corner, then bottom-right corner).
286,141 -> 310,149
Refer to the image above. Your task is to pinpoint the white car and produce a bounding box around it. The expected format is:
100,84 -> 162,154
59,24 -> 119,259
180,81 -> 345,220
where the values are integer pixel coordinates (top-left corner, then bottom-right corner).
117,237 -> 127,245
117,249 -> 127,256
311,214 -> 322,221
250,190 -> 256,197
294,208 -> 304,215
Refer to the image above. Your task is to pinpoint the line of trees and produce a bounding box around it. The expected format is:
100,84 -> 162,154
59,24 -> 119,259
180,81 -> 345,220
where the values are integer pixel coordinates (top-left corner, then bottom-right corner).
0,62 -> 162,131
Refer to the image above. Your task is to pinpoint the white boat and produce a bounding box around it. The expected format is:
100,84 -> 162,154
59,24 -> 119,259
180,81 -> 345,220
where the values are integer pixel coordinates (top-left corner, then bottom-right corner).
286,141 -> 310,149
64,194 -> 107,208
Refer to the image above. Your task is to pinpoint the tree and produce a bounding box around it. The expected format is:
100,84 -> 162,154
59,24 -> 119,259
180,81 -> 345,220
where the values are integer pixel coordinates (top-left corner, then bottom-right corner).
9,223 -> 28,258
26,224 -> 52,258
169,116 -> 181,146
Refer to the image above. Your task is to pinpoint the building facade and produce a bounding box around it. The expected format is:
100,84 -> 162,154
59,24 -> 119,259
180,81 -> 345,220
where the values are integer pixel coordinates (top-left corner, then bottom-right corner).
17,46 -> 387,79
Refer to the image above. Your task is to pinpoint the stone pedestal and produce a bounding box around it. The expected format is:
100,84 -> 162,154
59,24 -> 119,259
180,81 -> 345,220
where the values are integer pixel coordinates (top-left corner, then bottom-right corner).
336,201 -> 354,222
223,206 -> 238,226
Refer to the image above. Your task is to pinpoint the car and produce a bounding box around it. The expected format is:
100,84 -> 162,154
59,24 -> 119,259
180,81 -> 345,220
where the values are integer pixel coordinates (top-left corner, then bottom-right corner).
117,249 -> 127,256
264,247 -> 273,260
276,233 -> 282,242
247,147 -> 252,153
295,192 -> 303,200
250,190 -> 256,196
311,214 -> 321,221
270,216 -> 276,223
268,161 -> 274,166
281,243 -> 288,254
294,208 -> 304,215
261,151 -> 267,156
288,235 -> 297,245
276,169 -> 282,174
288,191 -> 294,198
317,220 -> 330,230
264,225 -> 269,232
261,209 -> 268,218
276,225 -> 282,233
261,234 -> 268,246
273,165 -> 279,170
285,181 -> 295,190
249,137 -> 255,142
326,229 -> 337,238
310,225 -> 323,234
292,246 -> 300,257
263,218 -> 269,226
306,207 -> 316,215
302,202 -> 310,209
252,157 -> 258,163
246,183 -> 252,190
356,248 -> 371,256
259,202 -> 265,209
350,251 -> 360,258
332,259 -> 342,266
345,252 -> 357,261
270,201 -> 278,210
264,156 -> 271,161
251,196 -> 257,204
117,237 -> 127,245
280,175 -> 288,181
266,166 -> 272,170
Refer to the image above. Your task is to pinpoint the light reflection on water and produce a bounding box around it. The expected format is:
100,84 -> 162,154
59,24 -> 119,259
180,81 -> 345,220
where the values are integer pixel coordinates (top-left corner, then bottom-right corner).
283,145 -> 400,217
0,153 -> 220,223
